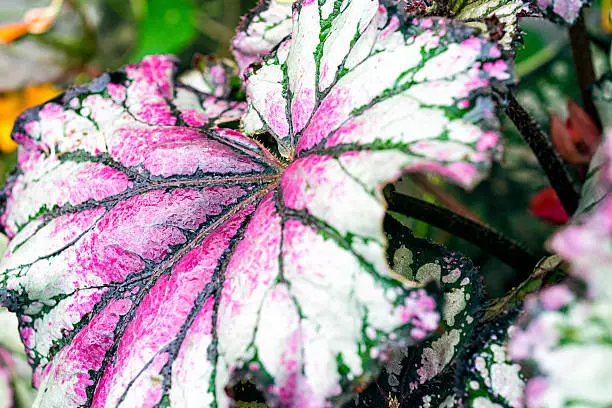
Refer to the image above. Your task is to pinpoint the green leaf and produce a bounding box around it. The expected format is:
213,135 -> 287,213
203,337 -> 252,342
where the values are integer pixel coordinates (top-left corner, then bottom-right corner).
130,0 -> 197,61
483,255 -> 566,321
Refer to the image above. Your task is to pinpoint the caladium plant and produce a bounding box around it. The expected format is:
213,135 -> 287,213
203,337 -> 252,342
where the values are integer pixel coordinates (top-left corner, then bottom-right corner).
0,0 -> 515,406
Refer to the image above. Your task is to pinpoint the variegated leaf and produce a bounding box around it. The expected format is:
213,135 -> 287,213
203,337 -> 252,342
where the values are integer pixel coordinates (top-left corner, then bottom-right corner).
348,217 -> 481,408
386,0 -> 537,51
0,0 -> 514,406
349,369 -> 459,408
382,216 -> 481,393
178,55 -> 238,99
444,0 -> 536,51
0,52 -> 441,408
232,0 -> 532,58
231,0 -> 294,77
243,2 -> 512,180
508,283 -> 612,407
459,312 -> 525,407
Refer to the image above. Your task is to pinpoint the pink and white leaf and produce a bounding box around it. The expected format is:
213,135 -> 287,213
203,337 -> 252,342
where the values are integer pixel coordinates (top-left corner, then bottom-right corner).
0,54 -> 440,408
0,0 -> 515,405
178,55 -> 238,98
243,1 -> 513,189
231,0 -> 294,77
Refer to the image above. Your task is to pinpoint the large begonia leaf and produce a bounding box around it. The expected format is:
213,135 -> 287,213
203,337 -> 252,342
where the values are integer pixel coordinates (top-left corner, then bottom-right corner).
231,0 -> 531,77
243,0 -> 512,174
459,311 -> 525,407
0,1 -> 513,406
0,54 -> 442,408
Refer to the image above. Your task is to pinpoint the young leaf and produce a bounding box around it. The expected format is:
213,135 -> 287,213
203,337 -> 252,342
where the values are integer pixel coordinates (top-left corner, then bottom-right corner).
382,217 -> 482,394
459,312 -> 525,407
231,0 -> 293,77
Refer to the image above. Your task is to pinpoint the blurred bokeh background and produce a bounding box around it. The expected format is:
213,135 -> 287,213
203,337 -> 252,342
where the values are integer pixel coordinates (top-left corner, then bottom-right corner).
0,0 -> 610,307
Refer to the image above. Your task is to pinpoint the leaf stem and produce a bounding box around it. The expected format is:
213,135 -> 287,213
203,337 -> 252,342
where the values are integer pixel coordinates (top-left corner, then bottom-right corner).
568,11 -> 600,127
385,189 -> 543,275
409,174 -> 485,225
195,11 -> 235,48
505,93 -> 580,215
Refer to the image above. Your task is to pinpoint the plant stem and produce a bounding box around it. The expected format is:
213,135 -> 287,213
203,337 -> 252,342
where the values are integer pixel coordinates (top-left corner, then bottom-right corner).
568,11 -> 600,127
195,12 -> 235,48
409,174 -> 485,225
385,189 -> 543,275
505,94 -> 580,215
